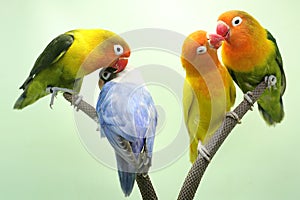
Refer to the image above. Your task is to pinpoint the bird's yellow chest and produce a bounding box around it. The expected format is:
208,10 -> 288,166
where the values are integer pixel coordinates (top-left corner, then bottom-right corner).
187,69 -> 229,99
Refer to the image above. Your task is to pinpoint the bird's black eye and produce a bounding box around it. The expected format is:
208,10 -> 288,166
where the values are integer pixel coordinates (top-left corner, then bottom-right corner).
114,44 -> 124,56
232,16 -> 242,27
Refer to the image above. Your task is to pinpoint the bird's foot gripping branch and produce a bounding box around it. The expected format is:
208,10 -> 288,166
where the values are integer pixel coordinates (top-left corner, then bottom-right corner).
45,87 -> 77,108
63,92 -> 98,123
265,75 -> 277,89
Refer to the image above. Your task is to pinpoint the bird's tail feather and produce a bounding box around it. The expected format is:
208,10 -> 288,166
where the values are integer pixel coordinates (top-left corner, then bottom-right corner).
117,170 -> 136,197
258,98 -> 284,125
115,154 -> 136,196
13,92 -> 29,110
13,89 -> 45,110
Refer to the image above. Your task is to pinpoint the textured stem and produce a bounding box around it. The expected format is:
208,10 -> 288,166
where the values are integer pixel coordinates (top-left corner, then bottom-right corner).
63,93 -> 98,122
136,174 -> 158,200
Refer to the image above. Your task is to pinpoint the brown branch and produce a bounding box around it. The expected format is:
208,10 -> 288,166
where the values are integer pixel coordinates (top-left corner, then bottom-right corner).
136,174 -> 158,200
177,78 -> 271,200
63,93 -> 98,122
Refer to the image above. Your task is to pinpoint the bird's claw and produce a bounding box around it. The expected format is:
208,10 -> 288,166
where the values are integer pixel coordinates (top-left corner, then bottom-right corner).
139,173 -> 149,178
140,144 -> 150,166
244,91 -> 254,110
197,140 -> 211,162
94,117 -> 99,123
137,143 -> 151,173
226,111 -> 241,124
46,87 -> 75,108
72,95 -> 83,111
138,154 -> 150,169
265,75 -> 277,89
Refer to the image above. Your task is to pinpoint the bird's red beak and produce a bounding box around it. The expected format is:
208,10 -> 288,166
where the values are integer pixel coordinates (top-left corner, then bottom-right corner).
112,58 -> 128,73
208,33 -> 224,49
111,50 -> 130,73
216,21 -> 230,41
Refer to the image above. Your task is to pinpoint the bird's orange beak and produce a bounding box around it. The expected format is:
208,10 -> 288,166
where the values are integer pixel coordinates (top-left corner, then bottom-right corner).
208,33 -> 224,49
216,21 -> 230,41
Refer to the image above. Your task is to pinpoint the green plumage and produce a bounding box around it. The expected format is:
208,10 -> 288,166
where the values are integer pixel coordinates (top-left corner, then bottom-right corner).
14,34 -> 75,109
228,30 -> 286,125
217,10 -> 287,125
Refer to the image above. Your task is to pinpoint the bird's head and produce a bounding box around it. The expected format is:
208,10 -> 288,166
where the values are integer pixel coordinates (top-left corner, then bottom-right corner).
81,30 -> 130,75
98,67 -> 117,89
106,35 -> 131,73
181,30 -> 219,75
211,10 -> 262,47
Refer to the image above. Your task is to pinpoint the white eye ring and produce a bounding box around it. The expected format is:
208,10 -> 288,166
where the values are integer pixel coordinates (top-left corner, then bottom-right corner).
114,44 -> 124,56
232,16 -> 242,27
101,71 -> 111,81
196,46 -> 207,55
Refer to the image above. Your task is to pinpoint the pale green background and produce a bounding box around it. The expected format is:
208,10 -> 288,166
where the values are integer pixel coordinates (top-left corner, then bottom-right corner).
1,0 -> 299,199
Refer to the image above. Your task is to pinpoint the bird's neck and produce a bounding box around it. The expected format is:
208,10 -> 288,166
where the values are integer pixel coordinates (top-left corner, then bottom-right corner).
222,30 -> 273,72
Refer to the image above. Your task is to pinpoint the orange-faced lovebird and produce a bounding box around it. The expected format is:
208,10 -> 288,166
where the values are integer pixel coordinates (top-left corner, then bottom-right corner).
14,29 -> 130,109
181,30 -> 236,163
96,67 -> 157,196
210,10 -> 286,125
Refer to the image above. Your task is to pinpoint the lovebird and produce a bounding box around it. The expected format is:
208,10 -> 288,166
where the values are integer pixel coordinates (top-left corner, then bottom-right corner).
181,30 -> 236,163
14,29 -> 130,109
96,67 -> 157,196
210,10 -> 286,125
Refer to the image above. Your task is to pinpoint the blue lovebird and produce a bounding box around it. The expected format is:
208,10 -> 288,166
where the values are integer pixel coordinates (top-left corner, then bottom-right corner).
96,67 -> 158,197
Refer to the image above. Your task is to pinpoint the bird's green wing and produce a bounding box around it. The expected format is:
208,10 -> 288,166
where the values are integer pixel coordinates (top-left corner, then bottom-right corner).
227,68 -> 238,86
266,29 -> 286,96
19,33 -> 74,90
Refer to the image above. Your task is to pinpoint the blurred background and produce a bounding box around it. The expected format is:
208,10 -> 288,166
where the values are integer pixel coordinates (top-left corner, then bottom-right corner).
1,0 -> 299,199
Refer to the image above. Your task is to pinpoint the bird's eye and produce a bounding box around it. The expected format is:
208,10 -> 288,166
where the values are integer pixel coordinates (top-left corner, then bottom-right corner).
196,46 -> 207,55
101,71 -> 111,81
232,16 -> 242,27
114,44 -> 124,56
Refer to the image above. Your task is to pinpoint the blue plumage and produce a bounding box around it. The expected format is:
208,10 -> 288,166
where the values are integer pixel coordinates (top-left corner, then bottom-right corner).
96,70 -> 157,197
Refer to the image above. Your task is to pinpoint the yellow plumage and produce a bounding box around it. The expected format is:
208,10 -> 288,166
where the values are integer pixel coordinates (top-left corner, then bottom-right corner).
181,30 -> 236,163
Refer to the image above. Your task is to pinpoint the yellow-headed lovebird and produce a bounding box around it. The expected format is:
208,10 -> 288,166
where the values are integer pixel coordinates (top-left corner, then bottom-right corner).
210,10 -> 286,125
14,29 -> 130,109
181,30 -> 236,163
